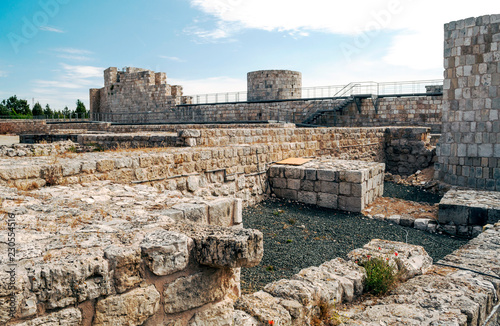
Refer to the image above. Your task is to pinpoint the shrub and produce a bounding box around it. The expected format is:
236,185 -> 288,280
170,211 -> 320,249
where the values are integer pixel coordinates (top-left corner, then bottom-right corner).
360,258 -> 397,295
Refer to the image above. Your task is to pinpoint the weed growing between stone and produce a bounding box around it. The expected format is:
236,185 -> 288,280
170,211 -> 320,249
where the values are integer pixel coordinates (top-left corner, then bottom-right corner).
311,299 -> 343,326
359,257 -> 399,295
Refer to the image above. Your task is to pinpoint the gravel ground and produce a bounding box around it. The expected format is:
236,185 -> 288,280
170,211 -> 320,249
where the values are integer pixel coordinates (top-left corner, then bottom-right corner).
383,182 -> 442,204
240,183 -> 467,293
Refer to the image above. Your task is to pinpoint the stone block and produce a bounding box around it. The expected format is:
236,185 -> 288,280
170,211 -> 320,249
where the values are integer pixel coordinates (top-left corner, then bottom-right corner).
469,207 -> 489,225
319,181 -> 338,194
351,183 -> 366,197
338,196 -> 363,213
287,179 -> 301,190
339,182 -> 352,196
304,169 -> 317,180
233,198 -> 243,224
62,162 -> 82,177
141,230 -> 192,276
163,209 -> 184,222
284,166 -> 302,179
298,191 -> 317,205
271,178 -> 287,189
399,214 -> 415,227
341,171 -> 364,183
172,203 -> 208,224
414,218 -> 432,231
94,285 -> 160,326
438,204 -> 469,225
96,159 -> 115,172
188,298 -> 234,326
300,179 -> 315,192
317,169 -> 336,181
348,239 -> 433,281
208,198 -> 234,227
13,308 -> 82,326
187,175 -> 200,192
104,246 -> 142,293
386,215 -> 401,225
29,254 -> 113,309
280,189 -> 298,201
317,193 -> 338,209
193,228 -> 263,268
164,269 -> 236,314
235,291 -> 292,325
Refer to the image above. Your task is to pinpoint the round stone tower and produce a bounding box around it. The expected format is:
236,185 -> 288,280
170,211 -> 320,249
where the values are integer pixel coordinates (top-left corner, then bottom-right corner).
247,70 -> 302,101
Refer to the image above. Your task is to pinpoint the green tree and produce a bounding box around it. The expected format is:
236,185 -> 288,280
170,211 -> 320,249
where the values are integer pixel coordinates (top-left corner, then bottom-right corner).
62,106 -> 70,118
32,102 -> 43,116
44,104 -> 53,117
75,99 -> 87,118
4,95 -> 31,116
0,101 -> 10,117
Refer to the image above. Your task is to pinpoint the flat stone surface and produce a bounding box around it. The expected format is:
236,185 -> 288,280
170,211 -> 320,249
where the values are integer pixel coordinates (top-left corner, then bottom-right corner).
439,189 -> 500,226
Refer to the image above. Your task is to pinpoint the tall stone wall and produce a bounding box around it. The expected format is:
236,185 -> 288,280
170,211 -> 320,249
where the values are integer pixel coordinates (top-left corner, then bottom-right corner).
436,15 -> 500,191
89,67 -> 191,117
247,70 -> 302,101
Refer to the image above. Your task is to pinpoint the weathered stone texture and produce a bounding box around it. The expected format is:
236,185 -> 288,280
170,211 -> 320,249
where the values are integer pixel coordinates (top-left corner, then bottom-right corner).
247,70 -> 302,101
94,285 -> 160,326
270,159 -> 385,213
437,14 -> 500,190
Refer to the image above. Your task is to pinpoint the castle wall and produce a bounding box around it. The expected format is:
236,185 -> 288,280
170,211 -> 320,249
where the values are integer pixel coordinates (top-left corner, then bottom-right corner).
436,14 -> 500,190
247,70 -> 302,101
90,67 -> 190,116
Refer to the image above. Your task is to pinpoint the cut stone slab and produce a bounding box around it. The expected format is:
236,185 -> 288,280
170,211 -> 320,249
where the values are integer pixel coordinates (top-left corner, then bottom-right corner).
439,189 -> 500,226
347,239 -> 433,281
269,159 -> 385,213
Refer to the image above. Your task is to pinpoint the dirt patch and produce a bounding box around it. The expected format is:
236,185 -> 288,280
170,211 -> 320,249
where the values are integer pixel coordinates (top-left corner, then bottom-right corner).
363,197 -> 438,221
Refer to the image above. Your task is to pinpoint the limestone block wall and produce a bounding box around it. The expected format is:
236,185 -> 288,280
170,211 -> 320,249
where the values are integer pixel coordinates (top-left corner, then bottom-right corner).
384,127 -> 436,175
316,95 -> 443,132
247,70 -> 302,101
436,14 -> 500,190
0,205 -> 263,325
269,160 -> 385,213
90,67 -> 191,117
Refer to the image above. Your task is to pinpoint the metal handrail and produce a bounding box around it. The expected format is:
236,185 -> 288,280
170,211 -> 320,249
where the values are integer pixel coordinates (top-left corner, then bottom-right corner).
186,79 -> 443,105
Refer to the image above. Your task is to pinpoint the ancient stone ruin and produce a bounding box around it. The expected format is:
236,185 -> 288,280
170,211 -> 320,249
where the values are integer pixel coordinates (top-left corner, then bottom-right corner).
0,14 -> 499,326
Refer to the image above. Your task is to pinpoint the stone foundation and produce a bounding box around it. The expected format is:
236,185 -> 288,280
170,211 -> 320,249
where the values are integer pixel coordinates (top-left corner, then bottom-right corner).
269,159 -> 385,212
438,189 -> 500,236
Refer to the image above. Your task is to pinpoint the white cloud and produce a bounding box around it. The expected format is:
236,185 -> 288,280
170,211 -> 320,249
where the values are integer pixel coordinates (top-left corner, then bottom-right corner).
159,55 -> 186,62
30,64 -> 104,109
189,0 -> 500,69
40,26 -> 64,33
52,48 -> 94,61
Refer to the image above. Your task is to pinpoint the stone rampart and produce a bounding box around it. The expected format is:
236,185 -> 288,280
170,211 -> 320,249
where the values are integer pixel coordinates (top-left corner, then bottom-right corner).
90,67 -> 192,117
247,70 -> 302,101
436,14 -> 500,191
315,95 -> 443,132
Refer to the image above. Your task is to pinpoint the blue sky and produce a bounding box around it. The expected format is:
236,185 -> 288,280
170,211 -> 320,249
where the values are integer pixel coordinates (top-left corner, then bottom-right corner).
0,0 -> 498,110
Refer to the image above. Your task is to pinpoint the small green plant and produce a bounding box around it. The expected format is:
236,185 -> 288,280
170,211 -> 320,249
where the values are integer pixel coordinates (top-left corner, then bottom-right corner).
67,145 -> 77,153
360,257 -> 397,295
286,239 -> 293,243
266,265 -> 274,272
272,209 -> 284,216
